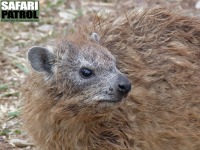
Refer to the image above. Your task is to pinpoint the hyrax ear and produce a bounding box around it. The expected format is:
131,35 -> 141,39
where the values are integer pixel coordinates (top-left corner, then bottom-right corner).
90,32 -> 100,43
28,46 -> 55,73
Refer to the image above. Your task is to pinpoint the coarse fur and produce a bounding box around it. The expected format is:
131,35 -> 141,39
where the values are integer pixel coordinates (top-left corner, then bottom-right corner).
22,7 -> 200,150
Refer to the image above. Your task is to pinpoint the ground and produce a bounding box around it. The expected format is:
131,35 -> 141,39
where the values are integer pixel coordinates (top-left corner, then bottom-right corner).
0,0 -> 200,149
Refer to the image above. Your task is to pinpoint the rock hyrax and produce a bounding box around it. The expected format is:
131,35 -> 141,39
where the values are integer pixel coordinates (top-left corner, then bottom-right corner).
22,8 -> 200,150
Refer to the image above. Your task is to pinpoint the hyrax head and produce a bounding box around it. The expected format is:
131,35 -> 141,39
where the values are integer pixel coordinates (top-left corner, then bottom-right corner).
28,33 -> 131,110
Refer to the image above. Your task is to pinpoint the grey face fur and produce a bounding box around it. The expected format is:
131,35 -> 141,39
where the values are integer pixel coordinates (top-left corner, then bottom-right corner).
28,40 -> 131,106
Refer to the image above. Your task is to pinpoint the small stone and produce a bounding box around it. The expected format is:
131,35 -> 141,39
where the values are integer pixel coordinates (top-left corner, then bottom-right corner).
59,12 -> 68,19
0,136 -> 4,142
59,11 -> 75,22
13,36 -> 20,40
19,32 -> 30,40
37,24 -> 54,33
10,139 -> 33,148
195,0 -> 200,9
7,46 -> 19,53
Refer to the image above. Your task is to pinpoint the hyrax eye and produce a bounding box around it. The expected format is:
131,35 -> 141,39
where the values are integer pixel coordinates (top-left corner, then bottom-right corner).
80,68 -> 94,79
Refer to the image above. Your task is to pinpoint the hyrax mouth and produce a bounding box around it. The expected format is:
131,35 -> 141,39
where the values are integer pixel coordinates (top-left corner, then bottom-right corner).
99,99 -> 123,103
98,95 -> 128,103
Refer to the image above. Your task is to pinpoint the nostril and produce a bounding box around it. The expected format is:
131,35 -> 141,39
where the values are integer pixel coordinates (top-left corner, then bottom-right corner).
118,83 -> 131,93
109,87 -> 114,92
118,84 -> 126,91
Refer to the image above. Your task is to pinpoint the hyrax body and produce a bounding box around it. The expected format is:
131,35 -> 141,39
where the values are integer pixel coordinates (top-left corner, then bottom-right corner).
22,8 -> 200,150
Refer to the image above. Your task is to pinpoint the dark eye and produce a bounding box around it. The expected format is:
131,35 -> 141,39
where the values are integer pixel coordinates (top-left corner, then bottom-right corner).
80,68 -> 94,79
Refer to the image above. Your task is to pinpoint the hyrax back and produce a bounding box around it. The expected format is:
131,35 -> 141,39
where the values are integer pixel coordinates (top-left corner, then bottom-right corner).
22,8 -> 200,150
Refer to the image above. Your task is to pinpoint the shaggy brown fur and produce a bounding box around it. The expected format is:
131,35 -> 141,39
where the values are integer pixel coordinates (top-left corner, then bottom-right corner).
22,8 -> 200,150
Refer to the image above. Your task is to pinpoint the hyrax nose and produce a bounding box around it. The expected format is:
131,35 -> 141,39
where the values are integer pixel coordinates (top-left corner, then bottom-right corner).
117,75 -> 131,94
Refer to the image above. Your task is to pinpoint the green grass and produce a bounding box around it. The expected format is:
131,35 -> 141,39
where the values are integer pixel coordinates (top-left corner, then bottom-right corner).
8,110 -> 20,118
15,63 -> 29,74
2,92 -> 19,97
0,84 -> 8,91
13,129 -> 22,135
0,129 -> 11,137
